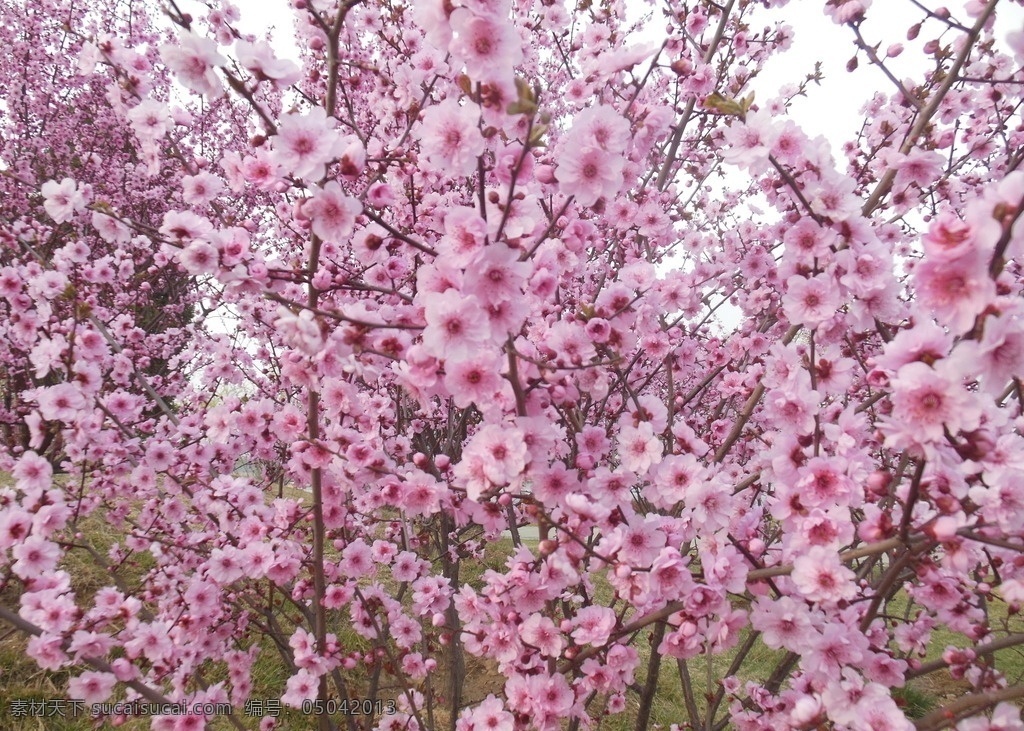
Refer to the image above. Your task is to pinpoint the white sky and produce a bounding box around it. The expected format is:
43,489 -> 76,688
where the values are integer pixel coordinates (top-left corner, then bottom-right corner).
228,0 -> 1023,159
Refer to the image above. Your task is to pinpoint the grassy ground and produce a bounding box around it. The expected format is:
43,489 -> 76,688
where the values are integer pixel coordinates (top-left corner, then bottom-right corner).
2,498 -> 1023,730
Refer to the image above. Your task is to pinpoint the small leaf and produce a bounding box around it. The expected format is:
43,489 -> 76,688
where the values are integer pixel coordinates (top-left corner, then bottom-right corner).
703,92 -> 744,116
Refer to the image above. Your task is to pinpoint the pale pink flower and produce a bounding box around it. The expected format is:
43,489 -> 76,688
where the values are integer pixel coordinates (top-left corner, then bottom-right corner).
617,515 -> 667,568
444,354 -> 503,408
618,421 -> 663,474
887,361 -> 980,445
892,148 -> 943,190
750,596 -> 814,651
913,252 -> 995,334
127,98 -> 171,140
417,99 -> 485,177
12,450 -> 52,493
571,606 -> 616,646
67,671 -> 116,705
178,239 -> 219,275
273,107 -> 341,181
466,423 -> 528,487
181,172 -> 224,206
307,182 -> 361,242
466,696 -> 513,731
12,536 -> 61,578
35,383 -> 87,421
26,634 -> 68,670
440,207 -> 488,266
464,244 -> 529,305
207,546 -> 246,584
519,614 -> 563,657
41,178 -> 85,223
782,274 -> 840,327
160,32 -> 226,97
160,210 -> 213,241
555,144 -> 625,207
0,509 -> 33,550
922,210 -> 976,262
956,703 -> 1024,731
721,111 -> 778,173
956,305 -> 1024,395
568,105 -> 631,153
824,0 -> 870,24
449,9 -> 523,79
235,39 -> 301,86
791,547 -> 856,603
421,290 -> 491,361
274,307 -> 324,355
282,669 -> 320,708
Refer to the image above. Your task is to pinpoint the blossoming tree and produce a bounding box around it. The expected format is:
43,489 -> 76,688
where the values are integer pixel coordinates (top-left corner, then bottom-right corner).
2,0 -> 1024,730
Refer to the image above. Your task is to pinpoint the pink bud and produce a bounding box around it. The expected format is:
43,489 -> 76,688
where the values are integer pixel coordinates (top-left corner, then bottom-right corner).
535,165 -> 556,184
886,43 -> 903,58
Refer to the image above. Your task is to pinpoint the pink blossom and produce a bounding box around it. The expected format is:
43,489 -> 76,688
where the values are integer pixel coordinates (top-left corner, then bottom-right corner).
272,107 -> 341,181
444,354 -> 503,409
26,634 -> 68,671
464,695 -> 514,731
41,178 -> 85,223
750,596 -> 815,651
617,421 -> 663,474
571,606 -> 616,646
207,546 -> 246,584
615,516 -> 667,568
127,98 -> 171,141
282,669 -> 320,708
519,613 -> 564,657
782,274 -> 840,327
441,207 -> 488,266
464,244 -> 529,305
308,182 -> 361,243
160,32 -> 226,97
67,671 -> 116,705
12,450 -> 52,493
417,99 -> 485,177
791,547 -> 857,603
449,9 -> 522,80
236,39 -> 301,86
178,239 -> 220,275
182,172 -> 224,206
913,252 -> 995,334
555,144 -> 625,207
422,290 -> 491,361
886,361 -> 980,446
957,305 -> 1024,395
